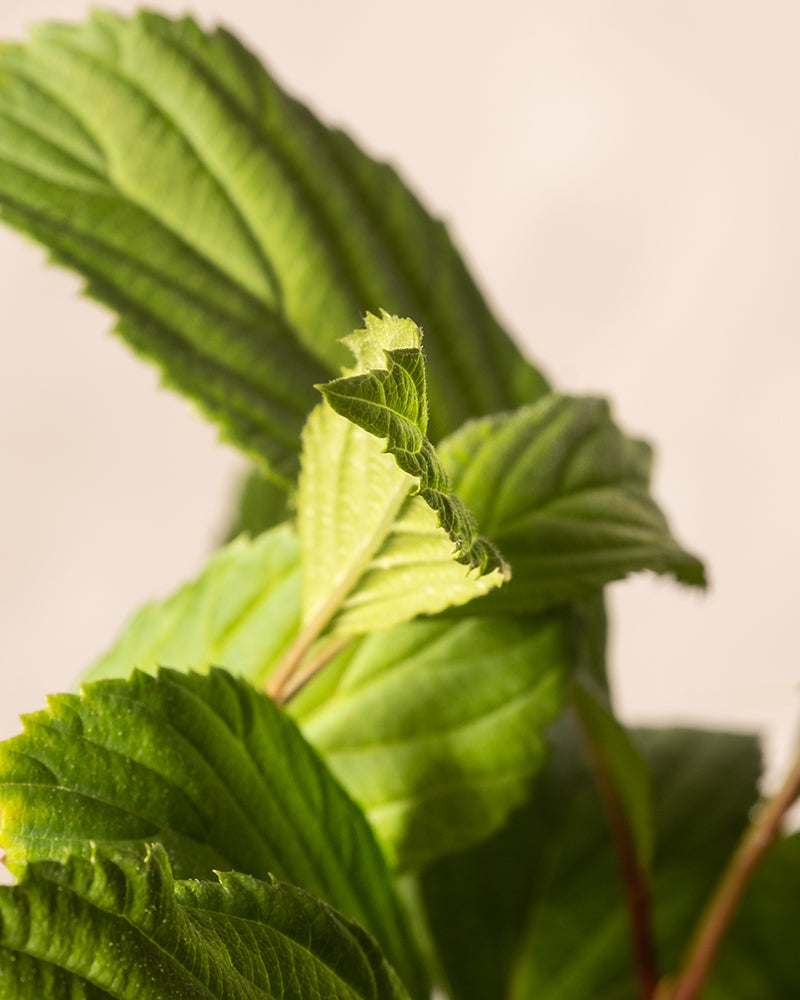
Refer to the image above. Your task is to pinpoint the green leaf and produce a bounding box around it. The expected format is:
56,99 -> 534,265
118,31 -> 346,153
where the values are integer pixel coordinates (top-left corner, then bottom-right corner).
418,723 -> 761,1000
290,314 -> 507,667
318,313 -> 509,580
0,11 -> 548,484
298,405 -> 505,643
83,522 -> 301,687
438,396 -> 707,613
0,844 -> 411,1000
289,614 -> 566,871
0,668 -> 426,997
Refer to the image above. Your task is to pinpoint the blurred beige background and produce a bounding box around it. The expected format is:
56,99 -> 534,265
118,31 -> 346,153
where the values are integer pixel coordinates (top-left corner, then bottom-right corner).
1,0 -> 798,799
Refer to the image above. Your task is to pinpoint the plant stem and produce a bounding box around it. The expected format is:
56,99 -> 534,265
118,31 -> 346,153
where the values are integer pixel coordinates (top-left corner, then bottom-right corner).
666,742 -> 800,1000
573,706 -> 658,1000
266,621 -> 321,701
280,635 -> 351,703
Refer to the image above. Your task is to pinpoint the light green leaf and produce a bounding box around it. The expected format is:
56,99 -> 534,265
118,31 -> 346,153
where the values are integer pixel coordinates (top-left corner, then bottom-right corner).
419,723 -> 761,1000
83,522 -> 301,686
275,315 -> 508,690
438,396 -> 706,613
289,614 -> 566,871
318,313 -> 508,579
0,844 -> 412,1000
297,404 -> 504,644
0,11 -> 548,484
570,681 -> 655,873
0,668 -> 426,997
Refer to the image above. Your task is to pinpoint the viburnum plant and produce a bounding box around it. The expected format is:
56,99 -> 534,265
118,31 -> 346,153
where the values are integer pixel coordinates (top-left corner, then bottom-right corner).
0,10 -> 797,1000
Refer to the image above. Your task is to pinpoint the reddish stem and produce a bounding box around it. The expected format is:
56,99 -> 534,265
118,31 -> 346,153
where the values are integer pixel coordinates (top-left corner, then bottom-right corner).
666,746 -> 800,1000
574,707 -> 659,1000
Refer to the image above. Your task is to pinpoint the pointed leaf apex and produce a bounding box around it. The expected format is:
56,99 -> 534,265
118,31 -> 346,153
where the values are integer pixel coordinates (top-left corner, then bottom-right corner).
341,312 -> 423,373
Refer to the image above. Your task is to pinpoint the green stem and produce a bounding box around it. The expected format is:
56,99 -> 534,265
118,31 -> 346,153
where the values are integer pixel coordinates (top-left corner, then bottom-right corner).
666,742 -> 800,1000
266,604 -> 332,701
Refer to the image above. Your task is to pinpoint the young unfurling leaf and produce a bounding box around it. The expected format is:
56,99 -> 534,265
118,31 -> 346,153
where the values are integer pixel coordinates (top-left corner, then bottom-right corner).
271,314 -> 509,696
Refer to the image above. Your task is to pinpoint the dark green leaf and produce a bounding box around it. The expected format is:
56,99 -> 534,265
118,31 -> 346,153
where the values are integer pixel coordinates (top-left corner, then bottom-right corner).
419,723 -> 761,1000
0,668 -> 425,997
0,844 -> 412,999
439,396 -> 706,613
702,832 -> 800,999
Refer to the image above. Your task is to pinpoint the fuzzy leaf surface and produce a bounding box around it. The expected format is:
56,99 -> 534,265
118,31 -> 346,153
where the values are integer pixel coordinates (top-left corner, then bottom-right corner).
0,845 -> 411,1000
298,315 -> 507,646
289,614 -> 567,871
318,313 -> 508,579
83,523 -> 301,686
419,723 -> 761,1000
439,396 -> 706,613
0,11 -> 547,484
0,668 -> 425,996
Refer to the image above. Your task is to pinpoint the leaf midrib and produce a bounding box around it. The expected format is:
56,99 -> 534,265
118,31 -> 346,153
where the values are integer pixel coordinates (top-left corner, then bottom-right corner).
304,476 -> 411,634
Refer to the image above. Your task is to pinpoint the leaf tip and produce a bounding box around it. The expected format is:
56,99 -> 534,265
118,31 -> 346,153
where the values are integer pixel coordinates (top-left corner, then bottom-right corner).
340,311 -> 423,373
